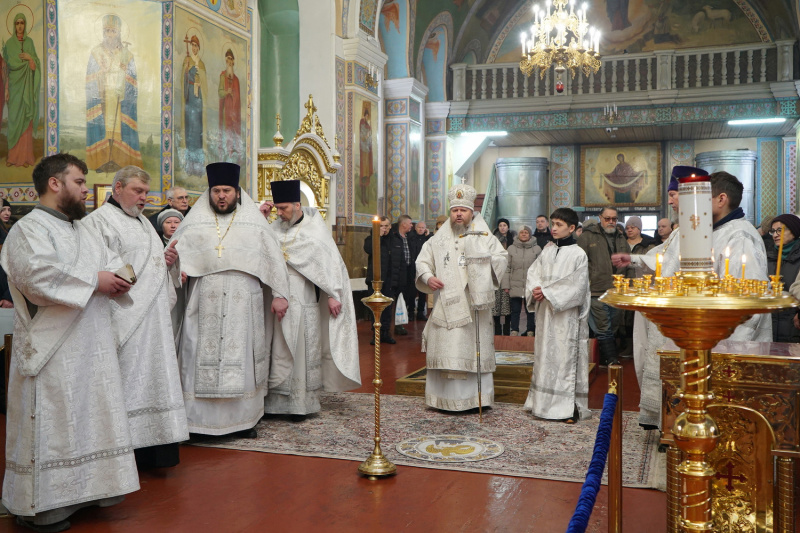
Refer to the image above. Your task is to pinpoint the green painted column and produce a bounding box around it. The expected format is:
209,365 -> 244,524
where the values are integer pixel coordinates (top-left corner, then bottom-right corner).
258,0 -> 299,147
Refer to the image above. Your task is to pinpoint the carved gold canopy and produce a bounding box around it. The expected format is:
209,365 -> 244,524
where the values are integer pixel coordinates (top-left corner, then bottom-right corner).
257,95 -> 341,220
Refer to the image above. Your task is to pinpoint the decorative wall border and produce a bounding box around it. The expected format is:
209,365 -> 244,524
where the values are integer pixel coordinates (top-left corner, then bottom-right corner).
447,98 -> 800,133
45,0 -> 58,155
346,92 -> 354,223
426,140 -> 443,221
784,139 -> 796,213
346,60 -> 379,95
245,9 -> 252,192
409,98 -> 421,123
159,1 -> 174,205
549,146 -> 574,214
386,123 -> 408,219
426,118 -> 444,135
336,57 -> 346,218
0,186 -> 38,205
756,138 -> 781,222
386,98 -> 409,117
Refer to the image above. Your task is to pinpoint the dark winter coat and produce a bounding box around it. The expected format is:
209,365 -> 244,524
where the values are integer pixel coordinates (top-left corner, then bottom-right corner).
577,222 -> 630,296
767,239 -> 800,342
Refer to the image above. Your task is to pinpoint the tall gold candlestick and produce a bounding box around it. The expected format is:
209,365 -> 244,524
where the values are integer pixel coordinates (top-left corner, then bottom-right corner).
358,278 -> 396,479
372,217 -> 381,282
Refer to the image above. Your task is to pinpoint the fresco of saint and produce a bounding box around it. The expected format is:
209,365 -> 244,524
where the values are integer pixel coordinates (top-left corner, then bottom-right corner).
86,14 -> 143,173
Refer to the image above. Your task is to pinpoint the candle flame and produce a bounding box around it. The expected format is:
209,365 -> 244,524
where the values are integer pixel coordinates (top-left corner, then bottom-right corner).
725,247 -> 730,258
741,254 -> 746,264
373,216 -> 379,221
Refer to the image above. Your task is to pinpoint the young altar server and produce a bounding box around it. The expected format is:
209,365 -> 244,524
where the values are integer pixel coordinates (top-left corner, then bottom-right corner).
524,207 -> 591,423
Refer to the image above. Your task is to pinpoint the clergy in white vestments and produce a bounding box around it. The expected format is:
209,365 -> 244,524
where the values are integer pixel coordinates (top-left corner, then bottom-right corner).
261,180 -> 361,418
83,166 -> 189,468
524,208 -> 591,422
612,166 -> 689,429
171,162 -> 293,437
0,153 -> 139,531
709,170 -> 771,340
415,183 -> 508,411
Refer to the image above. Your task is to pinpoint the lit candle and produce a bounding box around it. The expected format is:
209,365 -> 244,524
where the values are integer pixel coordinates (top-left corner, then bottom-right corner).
741,254 -> 747,280
655,253 -> 662,278
372,216 -> 381,283
776,225 -> 785,278
724,247 -> 730,277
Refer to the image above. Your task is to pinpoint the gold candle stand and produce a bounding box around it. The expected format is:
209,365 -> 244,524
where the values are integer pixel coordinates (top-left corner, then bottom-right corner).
601,273 -> 796,532
358,280 -> 397,479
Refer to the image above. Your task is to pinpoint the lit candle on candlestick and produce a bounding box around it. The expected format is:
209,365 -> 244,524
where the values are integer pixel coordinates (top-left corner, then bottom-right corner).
741,254 -> 747,280
655,253 -> 663,278
776,225 -> 785,279
372,216 -> 381,283
724,247 -> 730,277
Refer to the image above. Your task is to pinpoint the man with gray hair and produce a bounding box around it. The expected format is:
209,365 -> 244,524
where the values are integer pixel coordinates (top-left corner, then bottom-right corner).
259,180 -> 361,419
577,205 -> 629,366
84,165 -> 189,468
149,186 -> 191,233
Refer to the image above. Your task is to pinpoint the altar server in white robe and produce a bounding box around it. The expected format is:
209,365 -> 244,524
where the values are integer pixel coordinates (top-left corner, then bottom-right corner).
260,180 -> 361,418
524,208 -> 592,422
1,153 -> 139,531
84,166 -> 189,468
171,162 -> 292,437
709,170 -> 771,340
415,183 -> 508,411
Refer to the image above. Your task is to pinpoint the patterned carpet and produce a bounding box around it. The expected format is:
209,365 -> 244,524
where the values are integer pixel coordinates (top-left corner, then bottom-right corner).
191,392 -> 665,489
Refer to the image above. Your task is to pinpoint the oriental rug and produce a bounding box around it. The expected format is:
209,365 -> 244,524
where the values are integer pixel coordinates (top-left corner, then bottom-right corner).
190,392 -> 665,489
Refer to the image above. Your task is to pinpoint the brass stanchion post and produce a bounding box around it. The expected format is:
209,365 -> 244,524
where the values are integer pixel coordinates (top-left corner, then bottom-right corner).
607,364 -> 622,533
358,280 -> 396,478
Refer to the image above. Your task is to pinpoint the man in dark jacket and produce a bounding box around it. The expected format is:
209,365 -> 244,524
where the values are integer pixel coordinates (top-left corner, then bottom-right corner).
386,214 -> 415,336
577,206 -> 630,366
364,216 -> 395,344
410,221 -> 431,320
533,215 -> 554,248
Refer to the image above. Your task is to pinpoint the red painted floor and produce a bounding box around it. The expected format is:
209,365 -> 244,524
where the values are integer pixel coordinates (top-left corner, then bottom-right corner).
0,319 -> 667,532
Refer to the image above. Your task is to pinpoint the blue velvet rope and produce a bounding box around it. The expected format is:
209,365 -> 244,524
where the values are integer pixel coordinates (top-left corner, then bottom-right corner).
566,393 -> 619,533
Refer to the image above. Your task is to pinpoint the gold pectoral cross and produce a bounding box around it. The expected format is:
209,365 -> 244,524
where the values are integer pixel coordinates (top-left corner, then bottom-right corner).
215,244 -> 224,258
690,214 -> 700,230
282,248 -> 289,261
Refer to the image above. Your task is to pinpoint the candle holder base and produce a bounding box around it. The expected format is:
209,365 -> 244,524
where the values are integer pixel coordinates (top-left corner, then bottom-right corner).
358,443 -> 397,479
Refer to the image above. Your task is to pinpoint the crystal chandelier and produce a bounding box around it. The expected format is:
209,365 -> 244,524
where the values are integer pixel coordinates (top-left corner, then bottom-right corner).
519,0 -> 601,83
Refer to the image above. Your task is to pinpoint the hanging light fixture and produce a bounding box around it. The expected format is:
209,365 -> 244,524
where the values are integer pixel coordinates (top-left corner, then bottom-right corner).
519,0 -> 601,86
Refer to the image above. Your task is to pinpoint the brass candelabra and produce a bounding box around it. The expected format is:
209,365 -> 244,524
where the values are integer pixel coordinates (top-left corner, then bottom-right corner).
358,280 -> 396,479
600,272 -> 796,532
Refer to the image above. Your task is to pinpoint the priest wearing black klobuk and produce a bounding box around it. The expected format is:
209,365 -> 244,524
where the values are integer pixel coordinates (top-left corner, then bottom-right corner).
170,162 -> 294,437
261,179 -> 361,417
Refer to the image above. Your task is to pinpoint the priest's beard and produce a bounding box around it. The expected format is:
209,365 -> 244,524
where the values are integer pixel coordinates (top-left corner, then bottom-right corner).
280,210 -> 302,230
452,222 -> 468,234
59,195 -> 87,221
123,204 -> 143,217
210,196 -> 237,215
670,209 -> 679,226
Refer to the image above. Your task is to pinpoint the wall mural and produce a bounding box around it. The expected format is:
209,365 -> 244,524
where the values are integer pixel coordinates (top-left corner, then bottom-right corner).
58,0 -> 162,188
353,93 -> 378,215
493,0 -> 763,61
174,5 -> 248,192
421,26 -> 447,101
0,1 -> 45,178
379,0 -> 410,79
581,143 -> 661,207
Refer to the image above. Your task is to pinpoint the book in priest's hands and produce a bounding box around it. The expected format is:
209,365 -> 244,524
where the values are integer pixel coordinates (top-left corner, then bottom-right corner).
115,264 -> 137,285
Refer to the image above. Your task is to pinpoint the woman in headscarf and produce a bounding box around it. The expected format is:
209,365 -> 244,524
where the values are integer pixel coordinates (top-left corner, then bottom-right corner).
157,208 -> 184,246
492,218 -> 514,335
768,214 -> 800,342
507,225 -> 541,336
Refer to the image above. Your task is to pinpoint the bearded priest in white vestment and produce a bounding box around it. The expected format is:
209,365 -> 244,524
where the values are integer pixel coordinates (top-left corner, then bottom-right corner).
260,180 -> 361,417
524,208 -> 591,422
171,162 -> 292,437
1,154 -> 139,531
415,183 -> 508,411
83,166 -> 189,468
